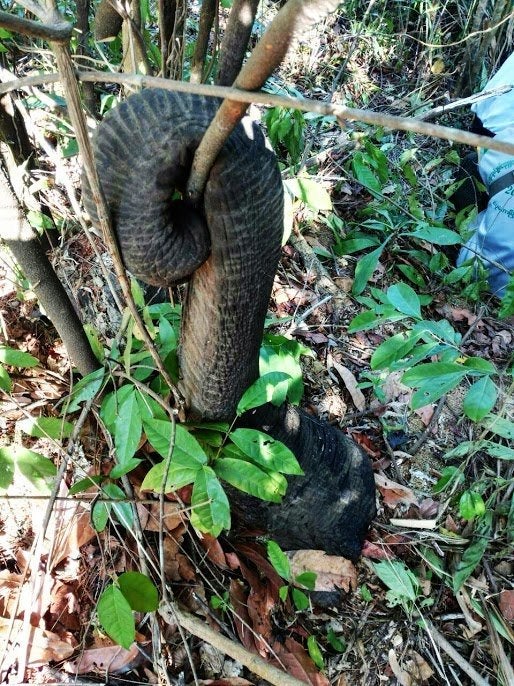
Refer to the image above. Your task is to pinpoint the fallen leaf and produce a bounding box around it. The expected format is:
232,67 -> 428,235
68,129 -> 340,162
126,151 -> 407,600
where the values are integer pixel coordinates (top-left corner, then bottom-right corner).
349,431 -> 381,458
0,618 -> 74,666
403,649 -> 434,683
141,501 -> 185,532
64,641 -> 144,674
388,648 -> 411,686
499,590 -> 514,622
361,541 -> 394,560
197,533 -> 228,569
375,473 -> 417,508
413,405 -> 434,426
289,550 -> 357,593
331,361 -> 366,410
270,637 -> 329,686
229,579 -> 256,653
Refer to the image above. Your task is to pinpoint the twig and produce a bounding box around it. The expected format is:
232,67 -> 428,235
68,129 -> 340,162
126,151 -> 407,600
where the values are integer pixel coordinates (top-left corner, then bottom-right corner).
422,620 -> 490,686
289,226 -> 342,298
170,607 -> 308,686
2,70 -> 514,158
0,8 -> 71,42
416,85 -> 513,121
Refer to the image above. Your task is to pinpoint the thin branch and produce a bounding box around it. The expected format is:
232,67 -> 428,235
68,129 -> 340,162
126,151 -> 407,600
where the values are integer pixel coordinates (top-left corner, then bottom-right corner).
0,9 -> 71,42
3,70 -> 514,159
216,0 -> 259,87
187,0 -> 341,201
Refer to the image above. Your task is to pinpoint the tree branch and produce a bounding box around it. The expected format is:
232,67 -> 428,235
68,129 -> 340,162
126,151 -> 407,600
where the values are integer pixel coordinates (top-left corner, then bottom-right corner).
216,0 -> 259,87
187,0 -> 340,201
0,9 -> 72,42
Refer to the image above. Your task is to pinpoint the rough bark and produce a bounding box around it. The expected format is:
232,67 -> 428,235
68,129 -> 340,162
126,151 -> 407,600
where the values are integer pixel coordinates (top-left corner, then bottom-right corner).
159,0 -> 176,79
216,0 -> 259,87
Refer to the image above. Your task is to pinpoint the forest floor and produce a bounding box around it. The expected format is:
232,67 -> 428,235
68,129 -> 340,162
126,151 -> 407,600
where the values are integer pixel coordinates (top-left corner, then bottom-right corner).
1,2 -> 514,686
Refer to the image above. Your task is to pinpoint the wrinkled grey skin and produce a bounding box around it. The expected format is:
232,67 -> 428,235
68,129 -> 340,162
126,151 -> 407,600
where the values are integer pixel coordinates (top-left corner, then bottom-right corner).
84,89 -> 376,559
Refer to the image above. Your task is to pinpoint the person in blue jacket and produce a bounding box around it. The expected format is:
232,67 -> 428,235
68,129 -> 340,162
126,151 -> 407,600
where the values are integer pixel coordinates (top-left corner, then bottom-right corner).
455,52 -> 514,297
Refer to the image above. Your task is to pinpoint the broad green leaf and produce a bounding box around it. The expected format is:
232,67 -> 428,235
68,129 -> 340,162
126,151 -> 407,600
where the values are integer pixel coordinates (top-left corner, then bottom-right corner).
229,428 -> 303,475
397,264 -> 426,288
190,466 -> 230,537
352,155 -> 381,192
97,584 -> 135,649
371,331 -> 422,370
482,415 -> 514,440
118,571 -> 159,612
0,366 -> 12,393
411,376 -> 463,409
102,482 -> 133,529
411,225 -> 461,245
286,177 -> 332,211
109,458 -> 142,479
115,389 -> 142,464
144,420 -> 208,465
327,628 -> 346,652
482,441 -> 514,460
307,635 -> 324,668
158,316 -> 177,357
453,513 -> 492,592
84,324 -> 105,362
0,346 -> 38,368
459,491 -> 486,520
92,500 -> 110,531
463,377 -> 497,421
100,385 -> 134,432
279,585 -> 289,602
0,446 -> 56,493
18,416 -> 74,439
347,310 -> 380,333
214,457 -> 286,502
130,278 -> 145,308
352,245 -> 385,296
386,282 -> 422,319
236,372 -> 291,414
140,458 -> 199,493
462,357 -> 496,374
373,560 -> 419,602
402,362 -> 467,385
67,368 -> 105,413
69,474 -> 103,495
498,276 -> 514,318
135,390 -> 168,423
295,571 -> 316,590
293,588 -> 310,612
412,319 -> 459,345
433,466 -> 463,494
267,540 -> 291,581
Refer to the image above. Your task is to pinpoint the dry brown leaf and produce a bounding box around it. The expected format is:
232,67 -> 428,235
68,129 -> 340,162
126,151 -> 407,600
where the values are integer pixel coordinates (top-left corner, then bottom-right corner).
499,589 -> 514,622
64,641 -> 143,674
413,405 -> 434,426
270,637 -> 329,686
198,533 -> 228,568
289,550 -> 357,593
0,617 -> 74,666
388,648 -> 412,686
403,649 -> 434,683
48,490 -> 96,569
361,541 -> 394,560
331,361 -> 366,410
375,473 -> 418,508
140,501 -> 184,532
229,579 -> 255,653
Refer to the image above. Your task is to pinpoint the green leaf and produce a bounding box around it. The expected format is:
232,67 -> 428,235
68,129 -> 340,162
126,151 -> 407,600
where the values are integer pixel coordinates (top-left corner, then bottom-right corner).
462,357 -> 496,374
371,331 -> 423,370
91,499 -> 110,531
279,585 -> 289,602
459,491 -> 486,520
397,264 -> 426,288
352,245 -> 385,296
0,446 -> 57,493
327,628 -> 346,652
295,572 -> 316,590
118,571 -> 159,612
130,278 -> 145,308
144,420 -> 208,465
67,368 -> 105,413
482,442 -> 514,460
433,466 -> 463,494
402,363 -> 468,407
482,415 -> 514,440
347,310 -> 381,333
190,466 -> 230,537
292,588 -> 310,611
411,225 -> 461,245
18,416 -> 74,439
267,540 -> 291,581
463,377 -> 497,421
109,458 -> 142,479
307,635 -> 324,669
453,513 -> 492,592
84,324 -> 105,362
0,366 -> 12,393
236,372 -> 291,414
135,390 -> 168,423
102,482 -> 133,529
352,155 -> 381,192
214,457 -> 286,502
68,474 -> 103,495
158,316 -> 177,357
286,177 -> 332,211
115,389 -> 142,464
100,386 -> 133,433
386,282 -> 422,319
373,560 -> 419,602
0,346 -> 38,368
97,584 -> 135,649
337,237 -> 379,254
229,428 -> 303,475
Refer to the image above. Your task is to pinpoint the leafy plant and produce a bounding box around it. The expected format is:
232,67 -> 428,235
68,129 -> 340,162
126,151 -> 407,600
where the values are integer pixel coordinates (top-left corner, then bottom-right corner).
267,540 -> 316,611
97,572 -> 159,649
372,559 -> 429,613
